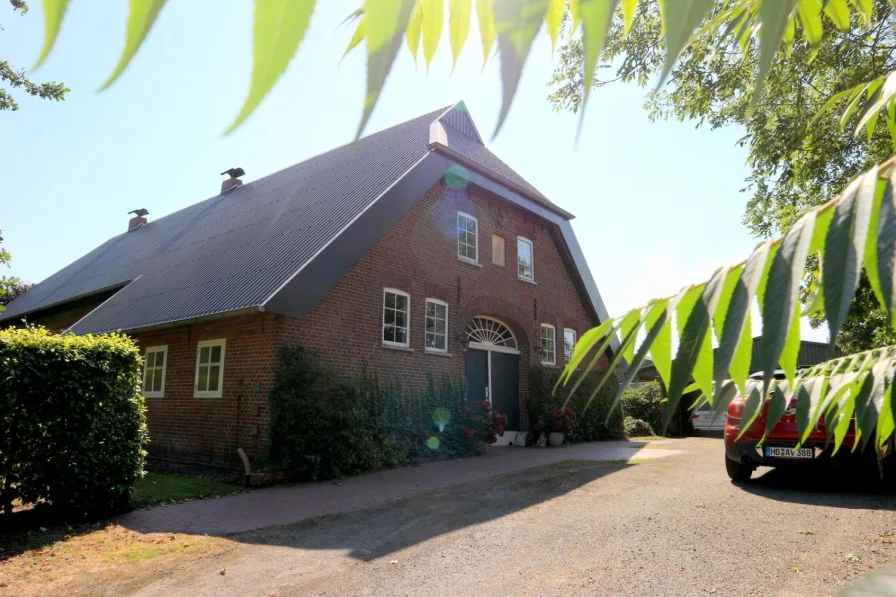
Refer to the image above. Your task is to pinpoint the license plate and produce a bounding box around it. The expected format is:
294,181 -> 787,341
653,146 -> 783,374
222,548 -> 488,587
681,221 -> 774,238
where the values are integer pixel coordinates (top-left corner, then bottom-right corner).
765,446 -> 814,459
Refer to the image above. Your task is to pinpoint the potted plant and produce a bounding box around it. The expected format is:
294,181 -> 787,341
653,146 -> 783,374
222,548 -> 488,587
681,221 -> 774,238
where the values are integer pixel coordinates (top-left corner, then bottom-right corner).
534,405 -> 577,447
458,400 -> 508,454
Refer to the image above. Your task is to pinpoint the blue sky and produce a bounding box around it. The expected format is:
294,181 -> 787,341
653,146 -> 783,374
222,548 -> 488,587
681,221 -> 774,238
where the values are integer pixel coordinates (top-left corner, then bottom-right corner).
1,1 -> 827,342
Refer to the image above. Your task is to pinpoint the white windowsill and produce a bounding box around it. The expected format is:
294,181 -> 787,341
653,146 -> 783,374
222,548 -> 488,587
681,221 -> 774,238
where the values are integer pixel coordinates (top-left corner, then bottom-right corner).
518,276 -> 536,285
382,343 -> 414,352
457,257 -> 482,268
424,349 -> 453,357
143,393 -> 164,399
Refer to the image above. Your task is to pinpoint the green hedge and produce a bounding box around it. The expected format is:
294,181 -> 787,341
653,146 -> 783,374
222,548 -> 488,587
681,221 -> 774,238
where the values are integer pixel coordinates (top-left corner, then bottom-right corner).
529,366 -> 624,442
620,381 -> 664,435
268,346 -> 469,481
0,327 -> 148,518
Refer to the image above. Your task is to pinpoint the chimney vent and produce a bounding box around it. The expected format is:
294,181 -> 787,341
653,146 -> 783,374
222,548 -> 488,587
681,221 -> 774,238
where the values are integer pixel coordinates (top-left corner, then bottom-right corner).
127,208 -> 149,232
220,167 -> 245,193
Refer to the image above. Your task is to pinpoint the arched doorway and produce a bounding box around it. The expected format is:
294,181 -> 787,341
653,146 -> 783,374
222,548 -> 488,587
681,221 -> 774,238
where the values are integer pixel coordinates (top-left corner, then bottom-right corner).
464,317 -> 521,440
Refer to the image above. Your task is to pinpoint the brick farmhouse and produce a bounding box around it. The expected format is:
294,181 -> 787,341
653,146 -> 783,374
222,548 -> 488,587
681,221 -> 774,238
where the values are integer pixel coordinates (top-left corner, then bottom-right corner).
0,103 -> 616,468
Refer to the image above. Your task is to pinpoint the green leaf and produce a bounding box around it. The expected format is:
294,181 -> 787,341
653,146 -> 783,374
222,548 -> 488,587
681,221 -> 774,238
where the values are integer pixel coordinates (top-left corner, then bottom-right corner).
406,3 -> 423,65
492,0 -> 548,138
657,0 -> 714,89
619,302 -> 641,364
823,0 -> 850,29
779,300 -> 802,390
225,0 -> 316,134
824,169 -> 876,341
569,0 -> 582,30
33,0 -> 70,69
585,310 -> 644,411
545,0 -> 565,52
697,268 -> 728,401
753,0 -> 799,109
865,176 -> 888,313
795,377 -> 826,446
855,73 -> 896,134
856,360 -> 895,448
832,381 -> 857,454
876,172 -> 896,325
736,383 -> 764,441
358,0 -> 416,139
649,302 -> 674,392
809,202 -> 835,254
343,16 -> 367,62
578,0 -> 620,132
422,0 -> 444,72
667,284 -> 712,425
559,318 -> 616,386
100,0 -> 169,91
729,311 -> 753,395
607,301 -> 669,419
448,0 -> 472,71
760,212 -> 814,397
476,0 -> 496,66
762,383 -> 789,442
712,265 -> 743,383
797,0 -> 823,45
621,0 -> 638,36
878,365 -> 896,448
851,0 -> 873,24
565,319 -> 625,399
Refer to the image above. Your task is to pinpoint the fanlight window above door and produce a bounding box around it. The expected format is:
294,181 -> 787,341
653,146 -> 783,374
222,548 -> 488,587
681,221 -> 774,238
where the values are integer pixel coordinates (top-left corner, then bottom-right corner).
465,317 -> 517,349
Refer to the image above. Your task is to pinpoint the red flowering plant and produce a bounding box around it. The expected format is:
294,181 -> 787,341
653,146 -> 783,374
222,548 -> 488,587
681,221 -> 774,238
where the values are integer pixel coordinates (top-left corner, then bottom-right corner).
457,400 -> 508,449
533,404 -> 577,435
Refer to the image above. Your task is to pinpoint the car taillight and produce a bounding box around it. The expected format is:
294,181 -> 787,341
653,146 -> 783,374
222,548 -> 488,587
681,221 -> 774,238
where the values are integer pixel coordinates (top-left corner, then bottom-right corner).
727,399 -> 744,419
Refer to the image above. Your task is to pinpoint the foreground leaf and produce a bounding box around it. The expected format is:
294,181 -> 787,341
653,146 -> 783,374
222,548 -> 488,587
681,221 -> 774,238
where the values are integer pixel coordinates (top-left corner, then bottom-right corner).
422,0 -> 444,72
100,0 -> 169,91
492,0 -> 549,137
875,172 -> 896,325
824,170 -> 876,341
667,284 -> 712,426
657,0 -> 714,88
34,0 -> 70,69
761,212 -> 815,396
448,0 -> 472,70
359,0 -> 416,138
753,0 -> 799,108
476,0 -> 496,66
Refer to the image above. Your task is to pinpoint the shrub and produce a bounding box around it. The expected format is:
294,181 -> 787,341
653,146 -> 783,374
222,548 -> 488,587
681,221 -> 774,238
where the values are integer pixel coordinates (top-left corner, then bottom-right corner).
0,326 -> 148,518
621,382 -> 664,435
532,402 -> 577,435
458,400 -> 508,449
624,416 -> 656,438
268,346 -> 472,481
529,366 -> 624,442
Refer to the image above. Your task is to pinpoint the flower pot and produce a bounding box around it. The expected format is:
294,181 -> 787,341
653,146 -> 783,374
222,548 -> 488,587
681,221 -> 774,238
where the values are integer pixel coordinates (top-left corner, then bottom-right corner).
548,432 -> 565,447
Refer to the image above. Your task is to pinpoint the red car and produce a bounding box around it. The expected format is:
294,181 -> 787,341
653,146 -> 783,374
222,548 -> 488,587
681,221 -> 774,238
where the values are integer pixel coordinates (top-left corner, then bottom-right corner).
724,370 -> 869,482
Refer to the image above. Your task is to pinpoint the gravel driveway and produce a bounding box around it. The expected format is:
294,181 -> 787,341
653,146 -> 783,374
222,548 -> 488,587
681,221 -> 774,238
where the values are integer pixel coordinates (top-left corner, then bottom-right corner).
121,438 -> 896,595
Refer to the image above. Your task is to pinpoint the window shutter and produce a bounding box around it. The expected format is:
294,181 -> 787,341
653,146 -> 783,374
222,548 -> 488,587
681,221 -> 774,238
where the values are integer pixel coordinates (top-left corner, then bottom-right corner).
492,235 -> 505,267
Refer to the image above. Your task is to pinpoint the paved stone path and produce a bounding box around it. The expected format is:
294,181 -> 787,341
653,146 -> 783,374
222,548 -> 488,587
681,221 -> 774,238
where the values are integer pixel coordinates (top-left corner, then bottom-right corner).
119,440 -> 679,535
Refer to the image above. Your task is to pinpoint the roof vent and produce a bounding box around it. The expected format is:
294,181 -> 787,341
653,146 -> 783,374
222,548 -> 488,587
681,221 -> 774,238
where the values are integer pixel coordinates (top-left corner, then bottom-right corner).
127,208 -> 149,232
220,167 -> 245,193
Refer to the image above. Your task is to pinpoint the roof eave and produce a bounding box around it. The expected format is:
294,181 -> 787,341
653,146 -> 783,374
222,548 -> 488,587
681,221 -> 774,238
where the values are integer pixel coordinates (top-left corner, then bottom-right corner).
427,141 -> 576,221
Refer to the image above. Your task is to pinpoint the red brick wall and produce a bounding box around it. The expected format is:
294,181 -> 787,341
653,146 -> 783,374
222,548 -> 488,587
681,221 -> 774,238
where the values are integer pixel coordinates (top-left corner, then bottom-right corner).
45,180 -> 607,467
132,312 -> 277,467
275,180 -> 607,432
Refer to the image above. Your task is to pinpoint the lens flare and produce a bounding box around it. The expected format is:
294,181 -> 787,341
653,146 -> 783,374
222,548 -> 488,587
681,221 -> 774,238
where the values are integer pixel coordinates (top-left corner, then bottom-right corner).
426,436 -> 441,450
432,407 -> 451,432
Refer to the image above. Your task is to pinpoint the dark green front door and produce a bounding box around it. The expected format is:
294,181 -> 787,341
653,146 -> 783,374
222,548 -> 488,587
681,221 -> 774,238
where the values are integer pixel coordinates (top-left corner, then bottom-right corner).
464,349 -> 520,430
465,349 -> 488,403
490,352 -> 520,429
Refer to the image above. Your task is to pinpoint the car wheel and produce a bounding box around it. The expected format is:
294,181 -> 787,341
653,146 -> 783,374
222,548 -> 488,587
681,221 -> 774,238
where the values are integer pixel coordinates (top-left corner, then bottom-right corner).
725,454 -> 753,482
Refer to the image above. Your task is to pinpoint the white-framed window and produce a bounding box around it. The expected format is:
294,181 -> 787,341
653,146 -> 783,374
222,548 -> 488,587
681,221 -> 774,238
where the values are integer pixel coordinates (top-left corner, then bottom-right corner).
457,212 -> 478,263
424,298 -> 449,353
194,339 -> 226,398
563,328 -> 577,363
540,324 -> 556,366
383,288 -> 410,347
517,236 -> 534,281
142,345 -> 167,398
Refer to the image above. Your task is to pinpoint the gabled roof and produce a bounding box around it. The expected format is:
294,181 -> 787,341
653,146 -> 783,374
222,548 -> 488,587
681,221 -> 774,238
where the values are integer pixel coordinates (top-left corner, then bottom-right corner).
2,102 -> 613,344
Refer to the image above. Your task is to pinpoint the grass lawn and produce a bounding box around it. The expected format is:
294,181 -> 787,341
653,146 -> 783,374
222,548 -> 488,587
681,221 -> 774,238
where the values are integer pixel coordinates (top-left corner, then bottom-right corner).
131,472 -> 242,509
0,472 -> 243,595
